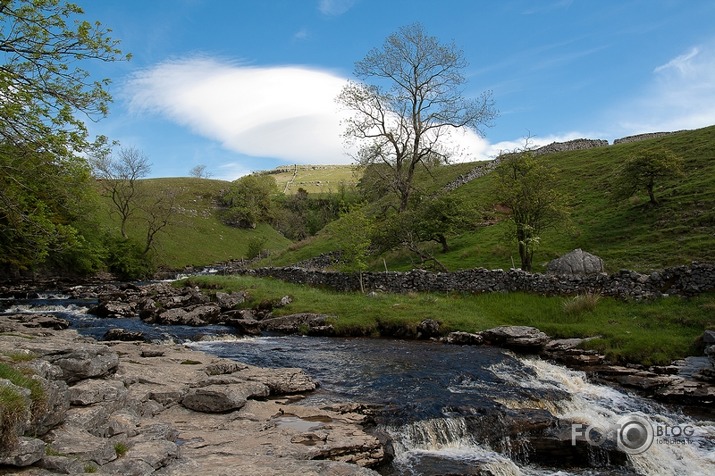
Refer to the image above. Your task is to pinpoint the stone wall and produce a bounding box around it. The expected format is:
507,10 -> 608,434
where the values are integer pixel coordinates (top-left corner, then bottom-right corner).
237,262 -> 715,299
613,131 -> 684,145
533,138 -> 609,155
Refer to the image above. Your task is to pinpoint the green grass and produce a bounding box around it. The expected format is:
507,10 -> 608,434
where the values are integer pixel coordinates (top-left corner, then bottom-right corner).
0,362 -> 46,453
182,275 -> 715,366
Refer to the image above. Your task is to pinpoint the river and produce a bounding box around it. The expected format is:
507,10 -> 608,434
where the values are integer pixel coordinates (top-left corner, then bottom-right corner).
2,293 -> 714,475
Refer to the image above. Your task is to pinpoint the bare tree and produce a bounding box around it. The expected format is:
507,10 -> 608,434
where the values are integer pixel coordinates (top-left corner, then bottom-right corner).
91,146 -> 151,238
189,164 -> 212,178
338,23 -> 497,212
141,189 -> 178,256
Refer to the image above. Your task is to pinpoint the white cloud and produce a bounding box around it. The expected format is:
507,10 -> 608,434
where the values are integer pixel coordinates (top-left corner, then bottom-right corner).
124,56 -> 501,168
318,0 -> 356,16
612,42 -> 715,135
653,47 -> 700,75
125,57 -> 353,165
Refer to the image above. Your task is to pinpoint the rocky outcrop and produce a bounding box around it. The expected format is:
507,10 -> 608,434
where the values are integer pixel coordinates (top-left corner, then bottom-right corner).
479,326 -> 550,351
0,314 -> 384,475
546,249 -> 605,275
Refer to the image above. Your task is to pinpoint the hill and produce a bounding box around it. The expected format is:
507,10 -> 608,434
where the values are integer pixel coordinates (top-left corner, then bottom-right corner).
268,125 -> 715,272
95,177 -> 291,270
255,164 -> 361,194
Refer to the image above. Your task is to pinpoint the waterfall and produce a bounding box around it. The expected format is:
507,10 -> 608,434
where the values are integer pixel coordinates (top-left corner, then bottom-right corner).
384,417 -> 523,476
490,357 -> 715,476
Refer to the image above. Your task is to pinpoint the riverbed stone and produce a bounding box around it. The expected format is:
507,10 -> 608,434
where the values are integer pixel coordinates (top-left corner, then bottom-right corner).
181,382 -> 269,413
480,326 -> 550,351
0,436 -> 45,467
68,378 -> 127,406
215,291 -> 246,310
47,425 -> 117,465
42,344 -> 120,383
416,319 -> 441,339
103,327 -> 147,341
260,313 -> 331,334
445,331 -> 484,345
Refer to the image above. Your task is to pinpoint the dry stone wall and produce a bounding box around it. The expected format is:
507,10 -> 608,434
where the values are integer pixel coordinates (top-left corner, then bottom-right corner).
613,131 -> 682,144
238,262 -> 715,299
533,138 -> 609,155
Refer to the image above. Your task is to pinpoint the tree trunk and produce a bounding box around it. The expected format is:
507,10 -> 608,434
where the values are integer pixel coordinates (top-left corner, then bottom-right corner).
437,234 -> 449,253
647,184 -> 658,205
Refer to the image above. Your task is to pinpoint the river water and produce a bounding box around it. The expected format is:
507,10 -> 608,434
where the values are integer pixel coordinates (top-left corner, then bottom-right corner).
2,294 -> 714,475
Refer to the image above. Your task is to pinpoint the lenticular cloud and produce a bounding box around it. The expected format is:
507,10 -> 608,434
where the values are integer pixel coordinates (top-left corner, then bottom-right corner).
124,56 -> 496,165
126,57 -> 352,164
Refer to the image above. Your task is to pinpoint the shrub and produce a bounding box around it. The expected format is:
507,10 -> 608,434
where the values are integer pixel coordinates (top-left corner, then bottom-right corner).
114,442 -> 129,457
246,237 -> 267,260
563,293 -> 601,316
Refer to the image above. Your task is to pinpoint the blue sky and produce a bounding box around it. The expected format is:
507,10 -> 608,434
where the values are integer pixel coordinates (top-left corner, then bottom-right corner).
77,0 -> 715,180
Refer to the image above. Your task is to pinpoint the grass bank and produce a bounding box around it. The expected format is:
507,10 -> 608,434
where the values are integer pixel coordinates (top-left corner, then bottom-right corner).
183,275 -> 715,366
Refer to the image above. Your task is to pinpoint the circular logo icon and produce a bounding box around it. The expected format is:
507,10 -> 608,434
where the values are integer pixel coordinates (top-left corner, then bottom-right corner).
616,414 -> 654,454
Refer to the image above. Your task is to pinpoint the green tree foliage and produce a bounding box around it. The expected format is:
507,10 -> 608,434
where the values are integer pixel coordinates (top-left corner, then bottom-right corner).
373,194 -> 470,271
0,143 -> 103,271
330,206 -> 374,291
219,175 -> 277,229
613,147 -> 684,205
0,0 -> 128,273
273,186 -> 357,240
495,150 -> 570,272
337,22 -> 497,212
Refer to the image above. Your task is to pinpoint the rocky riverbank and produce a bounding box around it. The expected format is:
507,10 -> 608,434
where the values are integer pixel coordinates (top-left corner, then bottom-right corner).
0,313 -> 384,475
2,279 -> 714,474
59,280 -> 714,409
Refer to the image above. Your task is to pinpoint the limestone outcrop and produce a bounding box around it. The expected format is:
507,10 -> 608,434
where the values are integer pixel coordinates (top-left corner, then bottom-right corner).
0,314 -> 384,475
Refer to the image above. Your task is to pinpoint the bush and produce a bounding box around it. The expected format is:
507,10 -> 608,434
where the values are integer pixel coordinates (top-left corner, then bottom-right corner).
563,293 -> 601,316
246,237 -> 267,260
104,237 -> 154,280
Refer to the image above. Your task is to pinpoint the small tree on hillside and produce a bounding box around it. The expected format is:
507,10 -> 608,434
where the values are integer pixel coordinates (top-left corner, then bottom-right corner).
190,164 -> 212,178
613,147 -> 684,205
337,22 -> 497,212
219,175 -> 277,228
330,207 -> 374,292
495,148 -> 570,272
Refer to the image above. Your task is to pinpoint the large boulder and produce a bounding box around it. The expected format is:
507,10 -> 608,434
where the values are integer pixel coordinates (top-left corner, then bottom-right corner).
546,248 -> 605,275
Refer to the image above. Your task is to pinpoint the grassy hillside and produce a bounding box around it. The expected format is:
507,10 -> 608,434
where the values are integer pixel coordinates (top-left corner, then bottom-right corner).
95,177 -> 291,269
269,126 -> 715,272
94,126 -> 715,273
256,164 -> 361,194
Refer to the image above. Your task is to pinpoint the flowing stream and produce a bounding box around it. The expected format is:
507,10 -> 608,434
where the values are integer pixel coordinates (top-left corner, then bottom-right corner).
2,294 -> 714,475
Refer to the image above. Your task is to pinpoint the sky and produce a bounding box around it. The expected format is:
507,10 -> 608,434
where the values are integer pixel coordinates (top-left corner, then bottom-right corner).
74,0 -> 715,180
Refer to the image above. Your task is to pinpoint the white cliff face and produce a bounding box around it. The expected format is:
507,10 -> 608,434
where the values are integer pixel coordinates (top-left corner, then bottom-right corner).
0,313 -> 384,475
